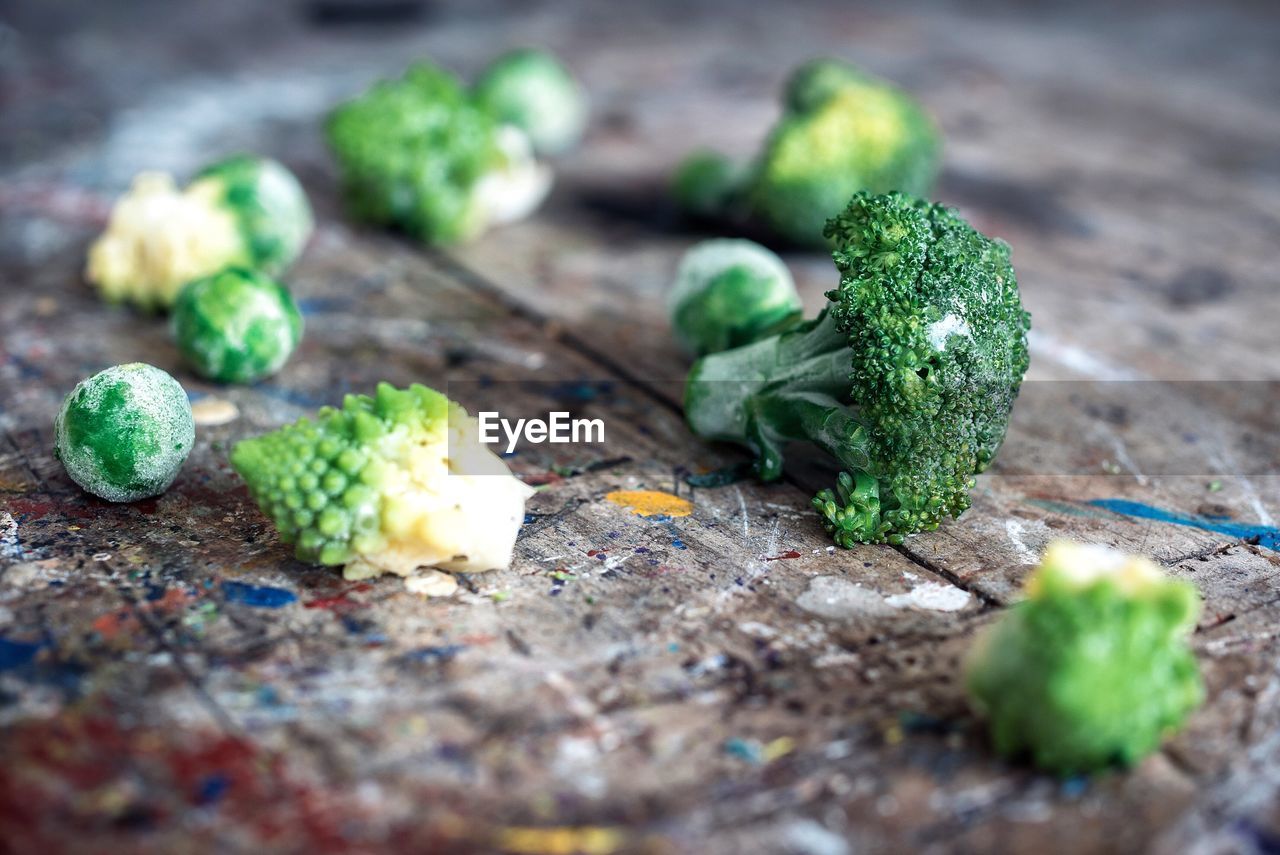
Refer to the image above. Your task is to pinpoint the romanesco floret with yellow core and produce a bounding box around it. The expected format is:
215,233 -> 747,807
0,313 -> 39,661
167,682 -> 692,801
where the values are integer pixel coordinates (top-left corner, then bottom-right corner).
87,172 -> 247,311
965,540 -> 1204,776
231,383 -> 535,582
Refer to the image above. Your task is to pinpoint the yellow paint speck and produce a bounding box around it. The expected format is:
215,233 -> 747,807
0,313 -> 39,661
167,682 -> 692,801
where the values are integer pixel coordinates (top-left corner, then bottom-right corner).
497,826 -> 625,855
604,490 -> 692,518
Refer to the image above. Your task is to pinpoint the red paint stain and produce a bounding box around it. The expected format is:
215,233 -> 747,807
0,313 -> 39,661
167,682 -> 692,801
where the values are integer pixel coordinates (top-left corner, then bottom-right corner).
0,711 -> 351,852
92,588 -> 196,641
586,549 -> 606,558
764,550 -> 802,561
303,583 -> 372,612
7,497 -> 97,521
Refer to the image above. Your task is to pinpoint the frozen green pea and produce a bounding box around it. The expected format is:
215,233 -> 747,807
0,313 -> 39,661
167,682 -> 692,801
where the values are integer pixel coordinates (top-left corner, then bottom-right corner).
171,268 -> 303,384
54,363 -> 195,502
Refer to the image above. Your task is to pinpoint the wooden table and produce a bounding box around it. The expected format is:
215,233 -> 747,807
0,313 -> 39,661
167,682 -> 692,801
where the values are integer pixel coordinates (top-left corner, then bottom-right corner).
2,1 -> 1278,851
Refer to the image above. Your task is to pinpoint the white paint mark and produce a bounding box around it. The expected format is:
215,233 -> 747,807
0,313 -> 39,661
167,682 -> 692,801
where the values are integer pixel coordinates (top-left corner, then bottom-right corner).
191,397 -> 239,426
884,582 -> 971,612
734,485 -> 750,539
781,819 -> 850,855
0,513 -> 20,561
1005,520 -> 1038,565
1029,329 -> 1143,382
1205,441 -> 1274,526
796,577 -> 896,620
1090,421 -> 1148,484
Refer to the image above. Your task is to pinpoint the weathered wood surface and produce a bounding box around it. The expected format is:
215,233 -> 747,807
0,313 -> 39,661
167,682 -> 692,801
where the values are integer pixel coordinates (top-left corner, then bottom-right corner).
2,1 -> 1279,852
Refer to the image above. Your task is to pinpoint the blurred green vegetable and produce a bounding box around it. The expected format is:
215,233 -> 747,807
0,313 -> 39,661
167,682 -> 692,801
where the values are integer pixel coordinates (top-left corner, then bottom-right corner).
965,540 -> 1204,776
474,48 -> 587,155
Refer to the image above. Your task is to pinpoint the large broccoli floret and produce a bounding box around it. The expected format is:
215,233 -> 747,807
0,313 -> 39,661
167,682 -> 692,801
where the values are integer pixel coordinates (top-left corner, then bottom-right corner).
231,383 -> 535,581
473,48 -> 587,156
326,63 -> 551,245
675,59 -> 940,247
965,540 -> 1204,775
683,192 -> 1029,546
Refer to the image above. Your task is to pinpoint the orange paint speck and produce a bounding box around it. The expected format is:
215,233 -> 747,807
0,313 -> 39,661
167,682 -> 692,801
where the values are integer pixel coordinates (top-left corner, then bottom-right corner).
604,490 -> 693,518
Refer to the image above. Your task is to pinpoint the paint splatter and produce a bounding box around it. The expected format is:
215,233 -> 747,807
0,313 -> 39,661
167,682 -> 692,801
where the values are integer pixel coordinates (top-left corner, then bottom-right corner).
684,462 -> 753,488
0,512 -> 20,560
0,636 -> 42,671
1089,499 -> 1280,551
764,550 -> 802,562
222,580 -> 297,608
884,582 -> 971,612
604,490 -> 692,517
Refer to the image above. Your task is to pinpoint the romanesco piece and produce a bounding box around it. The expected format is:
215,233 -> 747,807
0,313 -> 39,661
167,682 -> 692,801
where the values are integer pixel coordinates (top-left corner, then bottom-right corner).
675,58 -> 940,247
965,540 -> 1204,775
54,363 -> 195,502
86,158 -> 313,311
326,63 -> 550,245
474,48 -> 587,155
683,191 -> 1030,546
171,267 -> 303,384
231,383 -> 535,581
667,239 -> 802,356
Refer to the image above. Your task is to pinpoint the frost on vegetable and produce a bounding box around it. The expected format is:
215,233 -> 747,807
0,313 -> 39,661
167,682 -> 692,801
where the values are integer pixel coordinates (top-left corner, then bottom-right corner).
965,540 -> 1204,775
668,239 -> 802,356
54,363 -> 195,502
231,383 -> 535,582
192,155 -> 314,276
683,191 -> 1030,546
172,267 -> 303,384
326,62 -> 551,245
474,48 -> 587,155
86,158 -> 313,311
674,58 -> 940,247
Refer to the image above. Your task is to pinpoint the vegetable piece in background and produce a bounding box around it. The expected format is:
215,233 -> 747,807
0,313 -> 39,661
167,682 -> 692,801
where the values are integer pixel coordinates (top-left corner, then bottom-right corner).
192,155 -> 314,276
674,58 -> 940,247
231,383 -> 535,583
327,63 -> 550,245
474,48 -> 587,156
668,239 -> 802,356
683,191 -> 1030,546
965,540 -> 1204,775
54,363 -> 195,502
171,267 -> 303,384
86,158 -> 313,311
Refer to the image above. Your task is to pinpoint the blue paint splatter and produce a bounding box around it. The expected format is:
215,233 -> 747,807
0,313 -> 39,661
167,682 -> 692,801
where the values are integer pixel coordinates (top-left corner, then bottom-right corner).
222,581 -> 297,608
0,636 -> 42,670
1089,499 -> 1280,551
195,773 -> 230,805
404,644 -> 466,662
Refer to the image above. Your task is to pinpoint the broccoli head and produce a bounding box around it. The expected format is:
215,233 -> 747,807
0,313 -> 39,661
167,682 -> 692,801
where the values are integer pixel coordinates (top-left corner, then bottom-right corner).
326,63 -> 551,245
667,239 -> 802,356
232,383 -> 535,581
474,48 -> 587,156
965,540 -> 1204,775
683,191 -> 1029,546
675,59 -> 940,247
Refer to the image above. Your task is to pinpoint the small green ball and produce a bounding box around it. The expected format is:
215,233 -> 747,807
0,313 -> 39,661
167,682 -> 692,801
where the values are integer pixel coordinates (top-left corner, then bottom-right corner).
194,155 -> 314,275
172,268 -> 304,384
54,363 -> 195,502
474,48 -> 586,155
673,151 -> 742,220
668,239 -> 803,356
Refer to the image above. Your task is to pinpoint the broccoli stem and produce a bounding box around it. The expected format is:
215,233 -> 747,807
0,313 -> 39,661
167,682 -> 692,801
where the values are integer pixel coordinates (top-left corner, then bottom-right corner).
684,309 -> 872,479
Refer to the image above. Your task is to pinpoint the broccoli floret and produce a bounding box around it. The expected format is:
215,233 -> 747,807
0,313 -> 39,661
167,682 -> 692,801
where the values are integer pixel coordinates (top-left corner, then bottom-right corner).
667,239 -> 802,356
231,383 -> 535,581
675,59 -> 940,247
326,63 -> 551,245
192,155 -> 314,276
683,192 -> 1029,546
171,267 -> 303,384
86,158 -> 313,311
474,48 -> 587,156
965,540 -> 1204,775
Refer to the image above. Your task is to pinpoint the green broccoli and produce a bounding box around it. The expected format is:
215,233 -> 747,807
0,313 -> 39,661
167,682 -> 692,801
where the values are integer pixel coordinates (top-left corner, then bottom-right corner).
965,540 -> 1204,776
667,239 -> 802,356
675,58 -> 940,247
327,63 -> 550,245
171,267 -> 303,384
474,48 -> 587,156
231,383 -> 535,582
683,192 -> 1029,546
